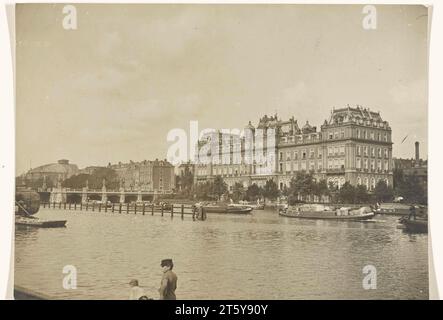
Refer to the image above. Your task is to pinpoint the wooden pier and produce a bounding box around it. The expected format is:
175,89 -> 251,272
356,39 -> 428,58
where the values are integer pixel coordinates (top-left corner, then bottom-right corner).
41,202 -> 199,220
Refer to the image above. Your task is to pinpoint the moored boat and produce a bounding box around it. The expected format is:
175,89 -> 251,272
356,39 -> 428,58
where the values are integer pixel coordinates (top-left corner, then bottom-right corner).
399,217 -> 428,233
15,216 -> 67,228
376,203 -> 427,216
201,203 -> 253,214
15,187 -> 67,228
238,200 -> 265,210
279,204 -> 375,220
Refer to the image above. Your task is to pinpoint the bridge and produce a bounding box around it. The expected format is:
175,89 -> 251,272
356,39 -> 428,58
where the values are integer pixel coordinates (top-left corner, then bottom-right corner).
38,186 -> 174,204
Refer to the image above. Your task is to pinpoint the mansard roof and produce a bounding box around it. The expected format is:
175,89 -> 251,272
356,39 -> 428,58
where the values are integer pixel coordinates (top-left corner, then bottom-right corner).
325,105 -> 389,128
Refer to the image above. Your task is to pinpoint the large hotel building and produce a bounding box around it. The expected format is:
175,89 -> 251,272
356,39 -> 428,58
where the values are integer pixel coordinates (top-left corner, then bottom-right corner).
194,106 -> 393,192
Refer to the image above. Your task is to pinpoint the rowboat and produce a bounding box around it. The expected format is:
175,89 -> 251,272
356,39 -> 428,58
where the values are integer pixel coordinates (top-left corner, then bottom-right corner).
376,203 -> 427,216
201,203 -> 253,214
279,204 -> 375,221
399,218 -> 428,233
15,216 -> 67,228
238,201 -> 265,210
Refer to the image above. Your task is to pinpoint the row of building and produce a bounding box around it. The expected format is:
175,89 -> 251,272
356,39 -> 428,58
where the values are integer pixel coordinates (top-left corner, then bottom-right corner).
21,105 -> 427,196
192,105 -> 395,192
21,158 -> 175,193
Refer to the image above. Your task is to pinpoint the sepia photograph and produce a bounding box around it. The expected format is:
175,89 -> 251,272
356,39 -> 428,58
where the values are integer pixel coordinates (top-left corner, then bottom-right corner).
13,3 -> 429,300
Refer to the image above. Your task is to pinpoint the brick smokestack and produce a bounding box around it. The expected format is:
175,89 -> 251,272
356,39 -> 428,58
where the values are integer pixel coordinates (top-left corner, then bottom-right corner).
415,141 -> 420,163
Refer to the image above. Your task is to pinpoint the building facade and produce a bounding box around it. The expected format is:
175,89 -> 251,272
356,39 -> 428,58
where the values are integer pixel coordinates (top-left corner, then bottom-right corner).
22,159 -> 79,186
194,106 -> 393,192
110,159 -> 175,193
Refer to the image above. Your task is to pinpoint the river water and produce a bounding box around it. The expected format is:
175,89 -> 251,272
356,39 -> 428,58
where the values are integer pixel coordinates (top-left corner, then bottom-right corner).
14,208 -> 428,300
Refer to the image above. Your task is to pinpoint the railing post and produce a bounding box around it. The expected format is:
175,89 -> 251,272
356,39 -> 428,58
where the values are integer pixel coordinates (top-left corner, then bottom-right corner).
80,202 -> 83,211
119,203 -> 122,214
86,202 -> 88,211
99,203 -> 101,212
74,203 -> 77,211
152,204 -> 154,215
161,204 -> 164,216
134,203 -> 137,215
112,203 -> 115,213
142,203 -> 145,215
69,203 -> 71,210
104,202 -> 107,213
92,202 -> 95,212
181,204 -> 184,220
126,203 -> 129,214
171,204 -> 174,218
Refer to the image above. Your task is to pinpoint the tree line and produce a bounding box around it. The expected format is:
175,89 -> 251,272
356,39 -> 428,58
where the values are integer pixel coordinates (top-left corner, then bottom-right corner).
176,168 -> 427,205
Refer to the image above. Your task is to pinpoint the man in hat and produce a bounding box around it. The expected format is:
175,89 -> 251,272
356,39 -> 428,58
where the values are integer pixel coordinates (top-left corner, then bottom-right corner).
159,259 -> 178,300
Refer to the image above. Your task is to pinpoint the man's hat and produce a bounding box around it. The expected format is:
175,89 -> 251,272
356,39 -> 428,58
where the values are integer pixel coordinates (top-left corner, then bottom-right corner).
161,259 -> 173,267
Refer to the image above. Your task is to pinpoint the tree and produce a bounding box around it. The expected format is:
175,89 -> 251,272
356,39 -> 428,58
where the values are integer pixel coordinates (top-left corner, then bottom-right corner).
338,182 -> 356,204
313,179 -> 329,203
355,185 -> 370,204
374,180 -> 394,203
262,179 -> 280,201
395,174 -> 426,205
232,182 -> 245,202
194,181 -> 214,200
287,172 -> 315,203
176,166 -> 194,198
212,176 -> 228,200
62,168 -> 119,190
246,183 -> 262,201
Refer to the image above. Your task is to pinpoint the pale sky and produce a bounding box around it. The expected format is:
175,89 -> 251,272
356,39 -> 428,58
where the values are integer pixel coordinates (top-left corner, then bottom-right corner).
16,4 -> 428,175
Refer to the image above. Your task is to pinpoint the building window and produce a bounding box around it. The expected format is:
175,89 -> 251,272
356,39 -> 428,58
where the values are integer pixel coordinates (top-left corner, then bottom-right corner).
339,146 -> 345,155
357,129 -> 361,139
279,163 -> 283,172
286,151 -> 291,161
378,148 -> 382,158
356,158 -> 361,169
294,151 -> 298,160
371,147 -> 375,157
302,150 -> 307,159
357,177 -> 362,185
357,146 -> 361,156
364,146 -> 368,156
341,131 -> 345,138
279,152 -> 283,161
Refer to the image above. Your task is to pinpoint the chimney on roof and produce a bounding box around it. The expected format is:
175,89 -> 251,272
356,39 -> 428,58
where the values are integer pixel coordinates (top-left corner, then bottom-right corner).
415,141 -> 420,163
